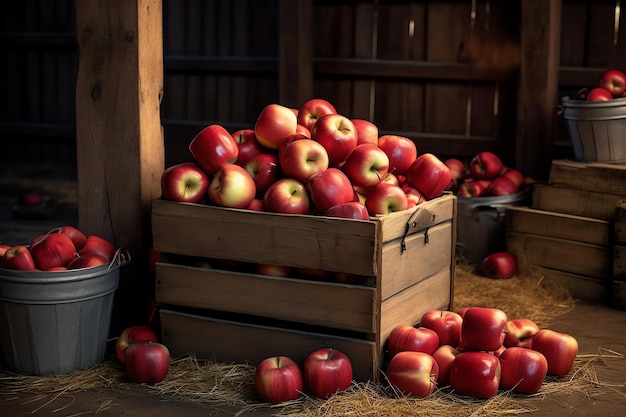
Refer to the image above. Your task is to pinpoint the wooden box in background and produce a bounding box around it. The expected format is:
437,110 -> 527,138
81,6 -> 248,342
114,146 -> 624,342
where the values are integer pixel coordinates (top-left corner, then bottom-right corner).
151,194 -> 456,381
613,201 -> 626,310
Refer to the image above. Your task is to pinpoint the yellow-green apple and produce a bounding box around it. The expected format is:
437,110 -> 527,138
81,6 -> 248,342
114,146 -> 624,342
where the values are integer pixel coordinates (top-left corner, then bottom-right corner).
311,113 -> 358,166
256,263 -> 293,277
531,329 -> 578,376
306,168 -> 357,213
457,180 -> 490,198
189,124 -> 239,175
160,162 -> 210,204
115,325 -> 159,363
2,245 -> 36,271
342,143 -> 389,188
431,344 -> 460,387
484,175 -> 518,196
364,183 -> 408,216
450,351 -> 501,399
297,98 -> 337,132
382,172 -> 400,186
255,356 -> 303,404
499,347 -> 548,394
386,351 -> 439,397
377,135 -> 417,176
405,153 -> 451,200
232,128 -> 266,167
420,309 -> 463,347
124,341 -> 170,384
278,137 -> 329,182
469,151 -> 504,180
68,253 -> 108,270
30,233 -> 77,271
499,166 -> 524,189
460,307 -> 507,351
78,235 -> 116,262
351,118 -> 379,146
262,178 -> 311,214
387,325 -> 440,359
255,103 -> 298,149
599,69 -> 626,97
481,251 -> 517,279
57,225 -> 87,251
444,158 -> 467,185
503,318 -> 539,348
303,347 -> 353,398
324,201 -> 370,220
586,87 -> 613,101
208,164 -> 256,209
243,153 -> 282,198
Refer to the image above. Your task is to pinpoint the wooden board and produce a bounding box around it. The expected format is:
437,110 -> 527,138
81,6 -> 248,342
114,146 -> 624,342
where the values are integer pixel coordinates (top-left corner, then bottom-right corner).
615,201 -> 626,244
533,266 -> 609,305
613,244 -> 626,282
548,160 -> 626,195
531,184 -> 625,221
611,281 -> 626,311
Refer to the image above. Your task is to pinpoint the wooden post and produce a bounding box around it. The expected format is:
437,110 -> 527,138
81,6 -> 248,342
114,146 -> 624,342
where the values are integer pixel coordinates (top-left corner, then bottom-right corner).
517,0 -> 562,180
75,0 -> 164,330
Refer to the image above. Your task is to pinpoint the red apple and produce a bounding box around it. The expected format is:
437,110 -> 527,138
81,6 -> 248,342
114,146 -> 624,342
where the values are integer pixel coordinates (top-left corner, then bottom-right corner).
189,124 -> 239,175
124,341 -> 170,384
208,164 -> 256,209
499,347 -> 548,394
256,263 -> 293,277
503,318 -> 540,349
255,356 -> 303,404
404,153 -> 451,200
387,325 -> 440,359
324,201 -> 370,220
531,329 -> 578,377
351,118 -> 379,146
377,135 -> 418,176
232,128 -> 266,167
262,178 -> 311,215
67,253 -> 108,270
402,184 -> 426,206
311,113 -> 358,166
0,244 -> 11,266
599,69 -> 626,97
484,175 -> 518,196
160,162 -> 210,204
303,348 -> 353,398
2,245 -> 36,271
115,325 -> 159,363
364,183 -> 408,216
19,192 -> 43,206
78,235 -> 116,262
57,225 -> 87,251
450,351 -> 501,399
469,151 -> 504,180
386,351 -> 439,397
431,344 -> 460,387
460,307 -> 508,352
457,180 -> 489,198
342,143 -> 389,188
306,168 -> 356,214
500,167 -> 525,189
586,87 -> 613,101
481,251 -> 517,279
297,98 -> 337,132
246,198 -> 264,211
255,103 -> 298,149
444,158 -> 468,185
382,172 -> 400,187
243,153 -> 282,198
278,137 -> 329,183
296,124 -> 311,138
419,309 -> 463,347
30,232 -> 77,271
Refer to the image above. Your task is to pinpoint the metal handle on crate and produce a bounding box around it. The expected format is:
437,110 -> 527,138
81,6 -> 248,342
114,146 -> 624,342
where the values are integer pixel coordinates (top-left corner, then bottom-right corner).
400,207 -> 436,253
108,248 -> 131,270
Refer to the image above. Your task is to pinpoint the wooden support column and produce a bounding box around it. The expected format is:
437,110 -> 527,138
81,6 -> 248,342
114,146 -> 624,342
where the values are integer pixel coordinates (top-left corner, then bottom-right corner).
516,0 -> 562,180
75,0 -> 164,330
278,0 -> 313,107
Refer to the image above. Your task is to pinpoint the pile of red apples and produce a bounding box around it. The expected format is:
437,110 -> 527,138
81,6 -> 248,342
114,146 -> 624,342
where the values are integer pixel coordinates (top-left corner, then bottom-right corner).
444,152 -> 532,199
0,226 -> 116,272
573,68 -> 626,101
160,98 -> 453,220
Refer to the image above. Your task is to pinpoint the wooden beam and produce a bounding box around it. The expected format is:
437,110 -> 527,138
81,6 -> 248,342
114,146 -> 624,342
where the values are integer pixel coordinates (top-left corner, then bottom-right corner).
75,0 -> 164,328
516,0 -> 562,180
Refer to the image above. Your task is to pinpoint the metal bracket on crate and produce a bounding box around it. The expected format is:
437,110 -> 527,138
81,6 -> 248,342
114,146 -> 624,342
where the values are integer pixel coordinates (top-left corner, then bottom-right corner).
401,207 -> 436,253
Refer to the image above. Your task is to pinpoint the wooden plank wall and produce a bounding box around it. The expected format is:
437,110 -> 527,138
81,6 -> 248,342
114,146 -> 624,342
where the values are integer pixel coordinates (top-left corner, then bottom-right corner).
2,0 -> 626,178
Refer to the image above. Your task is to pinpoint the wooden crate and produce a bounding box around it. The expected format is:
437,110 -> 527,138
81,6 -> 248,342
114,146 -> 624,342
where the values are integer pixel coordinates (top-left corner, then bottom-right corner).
151,194 -> 456,381
506,206 -> 611,303
613,201 -> 626,310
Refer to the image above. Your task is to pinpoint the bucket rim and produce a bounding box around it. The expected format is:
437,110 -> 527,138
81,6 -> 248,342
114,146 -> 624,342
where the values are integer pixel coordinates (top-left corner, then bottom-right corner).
457,187 -> 531,204
561,95 -> 626,108
0,262 -> 121,283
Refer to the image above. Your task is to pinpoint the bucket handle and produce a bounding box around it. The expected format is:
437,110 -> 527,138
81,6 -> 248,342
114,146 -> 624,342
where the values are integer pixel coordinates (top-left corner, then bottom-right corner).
108,247 -> 131,270
472,205 -> 505,222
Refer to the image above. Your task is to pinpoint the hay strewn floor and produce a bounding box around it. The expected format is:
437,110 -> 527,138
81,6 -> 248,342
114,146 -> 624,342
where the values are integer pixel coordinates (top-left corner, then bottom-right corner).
2,263 -> 624,417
